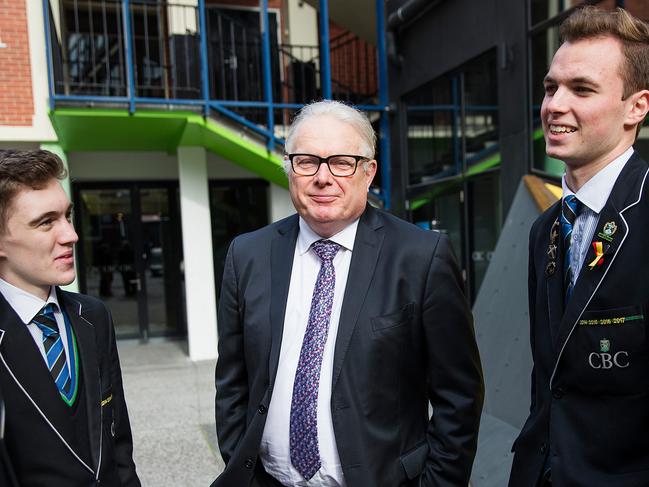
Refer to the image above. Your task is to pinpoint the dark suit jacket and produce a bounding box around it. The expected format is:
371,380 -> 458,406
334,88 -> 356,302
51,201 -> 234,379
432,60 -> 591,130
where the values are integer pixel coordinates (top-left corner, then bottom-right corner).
0,288 -> 140,487
509,153 -> 649,487
213,205 -> 484,487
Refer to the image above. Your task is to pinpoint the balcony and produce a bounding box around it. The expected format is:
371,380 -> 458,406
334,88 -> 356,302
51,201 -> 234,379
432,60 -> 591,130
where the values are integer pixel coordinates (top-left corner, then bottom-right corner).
43,0 -> 389,204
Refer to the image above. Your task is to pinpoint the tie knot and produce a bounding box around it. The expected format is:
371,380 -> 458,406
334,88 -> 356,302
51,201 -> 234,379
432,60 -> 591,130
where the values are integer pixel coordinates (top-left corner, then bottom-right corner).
562,194 -> 581,227
563,194 -> 581,214
312,240 -> 340,262
32,303 -> 59,335
42,303 -> 57,316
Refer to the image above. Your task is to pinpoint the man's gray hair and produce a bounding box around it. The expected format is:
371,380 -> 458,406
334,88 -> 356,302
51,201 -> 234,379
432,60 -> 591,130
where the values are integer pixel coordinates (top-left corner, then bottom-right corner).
285,100 -> 377,159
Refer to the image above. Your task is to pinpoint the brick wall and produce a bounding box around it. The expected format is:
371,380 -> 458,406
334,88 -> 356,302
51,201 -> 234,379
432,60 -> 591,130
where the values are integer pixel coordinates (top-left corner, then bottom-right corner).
329,22 -> 377,98
0,0 -> 34,126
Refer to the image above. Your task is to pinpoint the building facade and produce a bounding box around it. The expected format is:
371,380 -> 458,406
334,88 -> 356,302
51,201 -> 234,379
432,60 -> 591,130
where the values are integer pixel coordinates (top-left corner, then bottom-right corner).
386,0 -> 649,302
5,0 -> 646,359
0,0 -> 387,360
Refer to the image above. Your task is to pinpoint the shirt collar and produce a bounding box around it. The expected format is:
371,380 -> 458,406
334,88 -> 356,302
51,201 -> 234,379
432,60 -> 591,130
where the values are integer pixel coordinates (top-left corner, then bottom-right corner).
0,278 -> 59,324
297,217 -> 359,255
561,146 -> 634,214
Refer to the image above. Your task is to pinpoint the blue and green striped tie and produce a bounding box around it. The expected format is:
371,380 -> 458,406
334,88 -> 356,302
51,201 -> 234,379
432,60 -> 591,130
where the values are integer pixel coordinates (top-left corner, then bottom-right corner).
32,304 -> 72,398
561,195 -> 581,303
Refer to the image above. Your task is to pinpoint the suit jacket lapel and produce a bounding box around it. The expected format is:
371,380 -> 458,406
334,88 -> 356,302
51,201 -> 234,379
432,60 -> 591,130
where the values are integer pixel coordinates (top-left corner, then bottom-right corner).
58,290 -> 101,473
268,215 -> 299,390
332,206 -> 384,390
552,153 -> 649,381
0,293 -> 78,451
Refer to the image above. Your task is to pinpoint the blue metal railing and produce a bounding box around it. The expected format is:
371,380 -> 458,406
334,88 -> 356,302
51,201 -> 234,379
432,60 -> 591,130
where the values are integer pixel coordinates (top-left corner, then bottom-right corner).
318,0 -> 332,100
122,0 -> 136,113
375,0 -> 391,209
260,0 -> 274,152
198,0 -> 210,117
42,0 -> 392,208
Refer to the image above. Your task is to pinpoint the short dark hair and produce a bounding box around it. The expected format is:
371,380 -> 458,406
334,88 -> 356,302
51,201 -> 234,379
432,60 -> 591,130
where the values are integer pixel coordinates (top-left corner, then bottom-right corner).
561,6 -> 649,99
0,149 -> 67,233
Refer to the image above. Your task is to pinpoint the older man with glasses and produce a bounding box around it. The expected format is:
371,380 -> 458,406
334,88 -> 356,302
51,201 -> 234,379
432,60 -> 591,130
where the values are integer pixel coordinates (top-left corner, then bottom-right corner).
211,100 -> 484,487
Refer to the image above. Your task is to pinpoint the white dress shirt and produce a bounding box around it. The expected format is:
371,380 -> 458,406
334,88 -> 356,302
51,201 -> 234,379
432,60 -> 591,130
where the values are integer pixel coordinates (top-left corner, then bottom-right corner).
260,217 -> 358,487
562,146 -> 634,283
0,278 -> 71,367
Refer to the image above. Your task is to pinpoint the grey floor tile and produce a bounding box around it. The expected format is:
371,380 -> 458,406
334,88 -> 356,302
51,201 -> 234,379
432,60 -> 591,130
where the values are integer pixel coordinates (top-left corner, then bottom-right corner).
119,340 -> 225,486
132,424 -> 223,487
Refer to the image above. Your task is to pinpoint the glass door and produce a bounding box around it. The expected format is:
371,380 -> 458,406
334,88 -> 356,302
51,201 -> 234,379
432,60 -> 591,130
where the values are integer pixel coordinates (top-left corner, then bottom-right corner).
74,183 -> 184,339
139,187 -> 184,337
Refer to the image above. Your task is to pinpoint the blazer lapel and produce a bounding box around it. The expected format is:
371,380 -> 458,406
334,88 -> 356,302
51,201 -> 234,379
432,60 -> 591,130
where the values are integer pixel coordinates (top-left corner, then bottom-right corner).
541,207 -> 564,345
58,290 -> 101,475
0,293 -> 83,463
551,153 -> 649,386
268,215 -> 299,390
331,206 -> 384,390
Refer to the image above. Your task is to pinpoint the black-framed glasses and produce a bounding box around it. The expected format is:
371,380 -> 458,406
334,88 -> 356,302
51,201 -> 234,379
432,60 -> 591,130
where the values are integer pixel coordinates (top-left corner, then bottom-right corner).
286,153 -> 369,177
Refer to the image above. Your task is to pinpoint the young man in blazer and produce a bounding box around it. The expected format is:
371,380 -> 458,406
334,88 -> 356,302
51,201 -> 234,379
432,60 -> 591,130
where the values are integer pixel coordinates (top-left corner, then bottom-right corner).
509,7 -> 649,487
0,149 -> 140,486
212,100 -> 484,487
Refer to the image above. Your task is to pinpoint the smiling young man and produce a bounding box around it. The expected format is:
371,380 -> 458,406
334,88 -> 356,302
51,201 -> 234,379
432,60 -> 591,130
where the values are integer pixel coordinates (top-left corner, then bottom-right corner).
509,7 -> 649,487
0,150 -> 140,486
211,100 -> 484,487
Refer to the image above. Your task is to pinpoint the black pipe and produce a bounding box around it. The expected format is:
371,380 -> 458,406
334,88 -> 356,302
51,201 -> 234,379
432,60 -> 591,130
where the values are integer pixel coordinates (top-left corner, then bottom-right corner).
387,0 -> 444,31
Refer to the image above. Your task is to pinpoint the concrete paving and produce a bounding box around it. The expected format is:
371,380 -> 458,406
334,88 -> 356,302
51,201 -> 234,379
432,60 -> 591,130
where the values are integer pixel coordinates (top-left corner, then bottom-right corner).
117,339 -> 225,486
117,340 -> 514,486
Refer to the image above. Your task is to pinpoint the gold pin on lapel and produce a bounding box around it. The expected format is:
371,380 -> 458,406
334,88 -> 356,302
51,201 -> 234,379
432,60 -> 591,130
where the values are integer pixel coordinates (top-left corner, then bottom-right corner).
550,221 -> 560,244
546,261 -> 556,276
101,394 -> 113,407
547,244 -> 557,260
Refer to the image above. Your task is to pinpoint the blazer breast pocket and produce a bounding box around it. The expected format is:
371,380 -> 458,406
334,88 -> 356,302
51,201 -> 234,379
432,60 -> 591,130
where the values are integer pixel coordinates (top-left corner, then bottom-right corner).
371,302 -> 415,333
573,304 -> 649,393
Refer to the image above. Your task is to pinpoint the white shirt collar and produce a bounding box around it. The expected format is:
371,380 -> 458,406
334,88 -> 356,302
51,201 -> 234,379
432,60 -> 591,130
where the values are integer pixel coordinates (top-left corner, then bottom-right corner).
0,278 -> 60,325
561,146 -> 634,213
297,217 -> 359,255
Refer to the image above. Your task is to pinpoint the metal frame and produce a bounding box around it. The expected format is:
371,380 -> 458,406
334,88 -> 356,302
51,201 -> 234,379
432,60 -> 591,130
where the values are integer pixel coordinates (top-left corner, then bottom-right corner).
42,0 -> 393,208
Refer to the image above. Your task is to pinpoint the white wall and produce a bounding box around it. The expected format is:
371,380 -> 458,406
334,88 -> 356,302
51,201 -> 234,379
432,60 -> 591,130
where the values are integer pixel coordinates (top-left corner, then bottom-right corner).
69,150 -> 269,181
68,151 -> 180,180
287,0 -> 319,62
206,152 -> 262,179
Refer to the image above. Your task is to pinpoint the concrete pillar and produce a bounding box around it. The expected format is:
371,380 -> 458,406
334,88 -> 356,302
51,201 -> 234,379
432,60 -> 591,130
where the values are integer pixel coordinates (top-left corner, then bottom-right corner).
41,143 -> 79,293
178,147 -> 218,361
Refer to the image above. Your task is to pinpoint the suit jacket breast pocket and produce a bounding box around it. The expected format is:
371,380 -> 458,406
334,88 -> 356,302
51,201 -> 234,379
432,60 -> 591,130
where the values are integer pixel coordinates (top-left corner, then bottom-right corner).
574,304 -> 649,393
371,302 -> 415,334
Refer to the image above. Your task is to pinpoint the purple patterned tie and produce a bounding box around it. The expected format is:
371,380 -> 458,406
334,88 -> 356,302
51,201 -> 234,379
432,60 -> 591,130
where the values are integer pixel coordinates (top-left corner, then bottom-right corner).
289,239 -> 340,480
